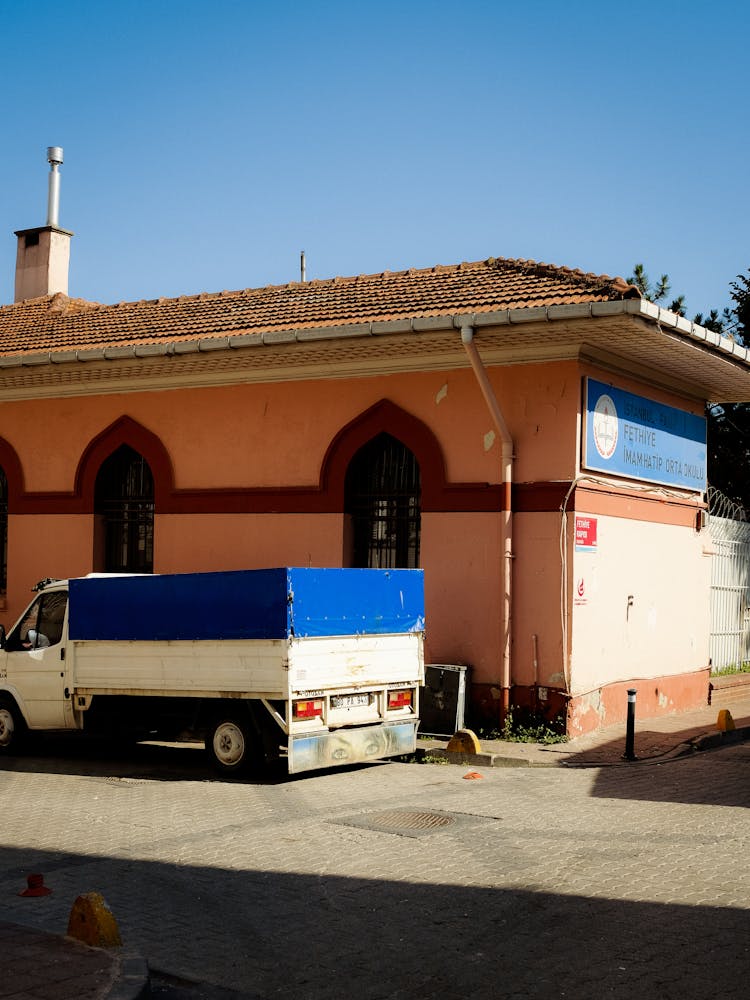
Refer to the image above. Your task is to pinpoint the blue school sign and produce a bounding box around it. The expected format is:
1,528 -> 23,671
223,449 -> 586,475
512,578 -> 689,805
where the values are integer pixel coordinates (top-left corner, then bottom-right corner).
583,379 -> 706,492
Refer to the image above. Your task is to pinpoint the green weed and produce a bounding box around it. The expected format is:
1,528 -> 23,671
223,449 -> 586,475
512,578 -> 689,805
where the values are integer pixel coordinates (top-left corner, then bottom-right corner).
710,662 -> 750,677
396,750 -> 450,764
477,707 -> 568,745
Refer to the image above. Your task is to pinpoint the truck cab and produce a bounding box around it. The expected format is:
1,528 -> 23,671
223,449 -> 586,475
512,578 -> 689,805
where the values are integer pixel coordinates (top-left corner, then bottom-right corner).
0,580 -> 76,735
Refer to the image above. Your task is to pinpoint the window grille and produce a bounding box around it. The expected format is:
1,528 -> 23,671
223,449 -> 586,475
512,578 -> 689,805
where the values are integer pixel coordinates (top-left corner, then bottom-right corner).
345,433 -> 421,569
95,446 -> 154,573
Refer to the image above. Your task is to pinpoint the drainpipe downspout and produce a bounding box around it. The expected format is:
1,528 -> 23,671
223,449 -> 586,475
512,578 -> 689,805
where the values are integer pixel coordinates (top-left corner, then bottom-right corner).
460,325 -> 514,722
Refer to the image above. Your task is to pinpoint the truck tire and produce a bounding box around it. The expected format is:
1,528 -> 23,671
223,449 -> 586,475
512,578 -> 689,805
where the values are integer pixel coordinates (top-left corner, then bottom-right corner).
206,715 -> 257,776
0,698 -> 26,755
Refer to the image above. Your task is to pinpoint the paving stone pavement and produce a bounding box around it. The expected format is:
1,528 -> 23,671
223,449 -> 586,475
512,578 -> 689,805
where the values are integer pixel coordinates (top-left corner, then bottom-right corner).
0,919 -> 121,1000
1,732 -> 749,999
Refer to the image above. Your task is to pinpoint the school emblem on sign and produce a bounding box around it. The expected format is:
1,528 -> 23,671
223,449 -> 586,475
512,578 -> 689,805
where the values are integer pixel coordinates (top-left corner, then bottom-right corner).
592,393 -> 618,460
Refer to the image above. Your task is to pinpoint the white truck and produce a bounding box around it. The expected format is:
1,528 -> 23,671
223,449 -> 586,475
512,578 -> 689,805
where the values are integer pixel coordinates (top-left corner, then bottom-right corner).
0,567 -> 425,775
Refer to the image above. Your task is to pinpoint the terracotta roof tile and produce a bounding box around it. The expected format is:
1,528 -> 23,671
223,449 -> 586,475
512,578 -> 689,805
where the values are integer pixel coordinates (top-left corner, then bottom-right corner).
0,255 -> 638,357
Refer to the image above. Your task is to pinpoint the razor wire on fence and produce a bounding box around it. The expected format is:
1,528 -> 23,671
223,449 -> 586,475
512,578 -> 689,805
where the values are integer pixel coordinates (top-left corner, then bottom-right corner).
707,485 -> 748,522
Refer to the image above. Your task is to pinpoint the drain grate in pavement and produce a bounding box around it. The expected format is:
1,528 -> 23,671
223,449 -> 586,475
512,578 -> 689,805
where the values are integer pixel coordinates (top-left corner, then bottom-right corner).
334,808 -> 459,838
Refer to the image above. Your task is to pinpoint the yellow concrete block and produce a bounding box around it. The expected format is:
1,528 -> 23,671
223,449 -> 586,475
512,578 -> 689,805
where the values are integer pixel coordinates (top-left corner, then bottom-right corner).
717,709 -> 735,732
446,728 -> 481,754
67,892 -> 122,948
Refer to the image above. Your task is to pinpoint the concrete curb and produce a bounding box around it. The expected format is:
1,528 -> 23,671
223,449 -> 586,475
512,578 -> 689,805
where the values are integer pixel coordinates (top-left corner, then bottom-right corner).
414,723 -> 750,770
691,723 -> 750,754
414,747 -> 536,768
562,720 -> 750,768
106,949 -> 151,1000
414,743 -> 703,769
560,741 -> 699,768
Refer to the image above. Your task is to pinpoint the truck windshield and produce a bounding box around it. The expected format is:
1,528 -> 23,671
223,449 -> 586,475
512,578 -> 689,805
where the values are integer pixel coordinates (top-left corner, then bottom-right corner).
7,591 -> 68,651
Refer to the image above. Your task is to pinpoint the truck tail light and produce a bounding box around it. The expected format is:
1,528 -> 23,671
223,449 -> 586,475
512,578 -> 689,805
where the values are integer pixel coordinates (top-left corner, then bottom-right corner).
293,699 -> 323,720
388,689 -> 413,710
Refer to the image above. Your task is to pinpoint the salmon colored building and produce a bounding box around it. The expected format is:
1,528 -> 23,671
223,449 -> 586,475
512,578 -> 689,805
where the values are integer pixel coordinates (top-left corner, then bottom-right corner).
3,198 -> 750,736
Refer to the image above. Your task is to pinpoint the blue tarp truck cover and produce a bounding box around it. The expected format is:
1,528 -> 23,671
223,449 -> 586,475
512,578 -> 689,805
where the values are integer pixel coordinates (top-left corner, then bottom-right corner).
67,568 -> 425,642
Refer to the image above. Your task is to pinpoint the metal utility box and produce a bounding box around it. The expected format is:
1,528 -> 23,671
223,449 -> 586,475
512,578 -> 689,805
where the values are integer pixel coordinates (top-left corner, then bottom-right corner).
420,663 -> 469,736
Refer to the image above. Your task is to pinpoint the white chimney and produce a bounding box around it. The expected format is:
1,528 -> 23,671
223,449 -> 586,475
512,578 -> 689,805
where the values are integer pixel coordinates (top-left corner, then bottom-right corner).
14,146 -> 73,302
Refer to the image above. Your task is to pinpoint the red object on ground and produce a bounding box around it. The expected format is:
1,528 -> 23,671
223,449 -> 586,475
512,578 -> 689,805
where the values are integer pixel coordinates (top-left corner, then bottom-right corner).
19,874 -> 52,897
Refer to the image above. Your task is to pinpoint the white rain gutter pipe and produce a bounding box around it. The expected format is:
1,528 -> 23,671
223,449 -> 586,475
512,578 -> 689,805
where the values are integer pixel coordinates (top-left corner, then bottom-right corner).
460,324 -> 514,720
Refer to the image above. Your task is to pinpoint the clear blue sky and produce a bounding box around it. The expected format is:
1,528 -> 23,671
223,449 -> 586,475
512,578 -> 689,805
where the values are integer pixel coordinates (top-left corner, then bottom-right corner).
1,0 -> 747,316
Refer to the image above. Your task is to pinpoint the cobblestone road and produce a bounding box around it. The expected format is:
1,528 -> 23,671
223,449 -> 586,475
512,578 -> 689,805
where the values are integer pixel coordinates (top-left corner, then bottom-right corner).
1,739 -> 748,999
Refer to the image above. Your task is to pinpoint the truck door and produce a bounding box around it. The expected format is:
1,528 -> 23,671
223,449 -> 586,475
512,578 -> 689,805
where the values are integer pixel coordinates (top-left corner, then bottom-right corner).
3,590 -> 72,729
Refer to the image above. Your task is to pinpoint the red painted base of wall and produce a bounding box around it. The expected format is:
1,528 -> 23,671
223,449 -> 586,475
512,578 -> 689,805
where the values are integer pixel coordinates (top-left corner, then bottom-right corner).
564,670 -> 711,737
470,669 -> 711,738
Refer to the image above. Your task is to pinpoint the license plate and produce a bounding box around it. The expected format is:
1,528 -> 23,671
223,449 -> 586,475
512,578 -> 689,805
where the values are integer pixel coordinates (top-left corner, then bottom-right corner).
331,694 -> 370,709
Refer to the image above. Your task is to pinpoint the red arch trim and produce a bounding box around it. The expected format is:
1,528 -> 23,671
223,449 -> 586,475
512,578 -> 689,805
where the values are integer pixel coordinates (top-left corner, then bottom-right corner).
75,416 -> 175,511
0,438 -> 25,510
320,399 -> 501,512
9,406 -> 502,515
320,399 -> 446,510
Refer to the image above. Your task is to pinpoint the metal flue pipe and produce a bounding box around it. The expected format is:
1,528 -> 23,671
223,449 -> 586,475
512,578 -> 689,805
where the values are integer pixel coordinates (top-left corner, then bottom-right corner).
46,146 -> 64,227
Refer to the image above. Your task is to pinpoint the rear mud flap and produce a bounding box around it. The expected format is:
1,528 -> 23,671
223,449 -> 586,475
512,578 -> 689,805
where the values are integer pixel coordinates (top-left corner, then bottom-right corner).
288,720 -> 418,774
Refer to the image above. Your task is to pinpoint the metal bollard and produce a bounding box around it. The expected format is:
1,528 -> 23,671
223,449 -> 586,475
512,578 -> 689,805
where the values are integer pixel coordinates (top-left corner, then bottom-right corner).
622,688 -> 637,761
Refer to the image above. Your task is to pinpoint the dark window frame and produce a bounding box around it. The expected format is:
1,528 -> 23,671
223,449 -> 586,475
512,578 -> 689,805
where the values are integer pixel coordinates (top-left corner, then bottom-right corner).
0,467 -> 6,593
94,446 -> 154,574
345,433 -> 421,569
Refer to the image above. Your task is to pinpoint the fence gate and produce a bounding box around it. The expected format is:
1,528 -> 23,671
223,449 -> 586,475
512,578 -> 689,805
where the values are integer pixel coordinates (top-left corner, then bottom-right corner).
709,489 -> 750,671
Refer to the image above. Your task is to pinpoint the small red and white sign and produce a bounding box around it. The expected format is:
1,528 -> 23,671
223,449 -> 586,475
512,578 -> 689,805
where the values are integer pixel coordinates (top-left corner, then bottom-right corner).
575,516 -> 598,552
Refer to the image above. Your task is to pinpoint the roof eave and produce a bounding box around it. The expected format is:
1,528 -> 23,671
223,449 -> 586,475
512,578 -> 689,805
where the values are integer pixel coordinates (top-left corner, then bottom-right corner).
0,299 -> 748,401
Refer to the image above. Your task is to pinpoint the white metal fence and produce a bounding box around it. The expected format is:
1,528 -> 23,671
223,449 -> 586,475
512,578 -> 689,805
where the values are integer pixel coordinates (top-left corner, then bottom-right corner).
709,489 -> 750,671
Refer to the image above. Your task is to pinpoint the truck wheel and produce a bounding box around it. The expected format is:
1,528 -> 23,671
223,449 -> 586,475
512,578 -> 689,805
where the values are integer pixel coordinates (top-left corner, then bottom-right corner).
0,698 -> 25,755
206,716 -> 256,776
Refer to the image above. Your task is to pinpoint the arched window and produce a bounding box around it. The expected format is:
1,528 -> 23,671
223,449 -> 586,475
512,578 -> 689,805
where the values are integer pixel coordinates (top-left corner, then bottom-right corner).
345,433 -> 421,568
0,467 -> 7,593
94,446 -> 154,573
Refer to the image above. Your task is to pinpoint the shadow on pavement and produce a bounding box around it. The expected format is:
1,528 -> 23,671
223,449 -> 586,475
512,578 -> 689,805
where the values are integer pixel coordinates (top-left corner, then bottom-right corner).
1,843 -> 748,1000
555,710 -> 750,769
0,734 -> 387,785
586,742 -> 750,808
3,733 -> 750,809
